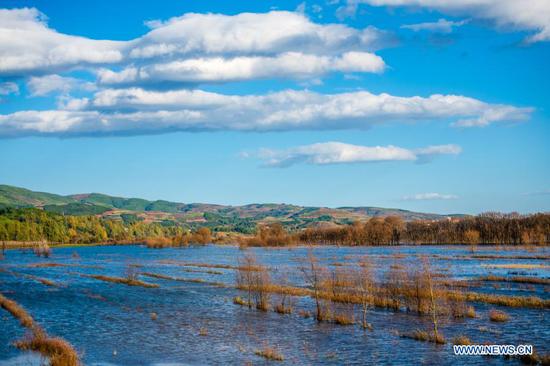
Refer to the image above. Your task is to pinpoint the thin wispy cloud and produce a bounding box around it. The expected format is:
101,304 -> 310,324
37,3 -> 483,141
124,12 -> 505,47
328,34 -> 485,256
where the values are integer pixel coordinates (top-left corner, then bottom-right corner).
401,18 -> 468,34
0,82 -> 19,96
250,142 -> 461,167
522,190 -> 550,196
401,193 -> 459,201
354,0 -> 550,43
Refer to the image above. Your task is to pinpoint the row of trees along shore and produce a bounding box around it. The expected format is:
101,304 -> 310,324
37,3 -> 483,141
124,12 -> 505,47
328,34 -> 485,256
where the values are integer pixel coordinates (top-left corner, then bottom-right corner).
240,213 -> 550,246
0,207 -> 548,246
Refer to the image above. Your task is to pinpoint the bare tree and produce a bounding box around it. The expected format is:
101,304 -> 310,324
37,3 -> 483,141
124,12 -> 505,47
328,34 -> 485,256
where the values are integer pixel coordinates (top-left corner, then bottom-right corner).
423,257 -> 442,343
300,249 -> 327,321
354,256 -> 374,329
237,252 -> 258,309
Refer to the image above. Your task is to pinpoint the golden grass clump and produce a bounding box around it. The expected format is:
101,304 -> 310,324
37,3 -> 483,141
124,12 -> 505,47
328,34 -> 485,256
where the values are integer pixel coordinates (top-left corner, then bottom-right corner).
0,293 -> 80,366
402,329 -> 446,344
255,346 -> 284,361
199,328 -> 208,336
489,309 -> 510,322
0,293 -> 37,330
466,305 -> 476,318
478,275 -> 550,285
233,296 -> 248,306
274,304 -> 292,314
453,335 -> 472,345
333,314 -> 355,326
16,335 -> 80,366
299,310 -> 311,318
86,274 -> 159,288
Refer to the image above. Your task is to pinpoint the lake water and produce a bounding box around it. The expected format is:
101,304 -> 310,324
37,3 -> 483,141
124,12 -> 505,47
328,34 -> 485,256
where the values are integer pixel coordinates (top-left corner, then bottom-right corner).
0,244 -> 548,365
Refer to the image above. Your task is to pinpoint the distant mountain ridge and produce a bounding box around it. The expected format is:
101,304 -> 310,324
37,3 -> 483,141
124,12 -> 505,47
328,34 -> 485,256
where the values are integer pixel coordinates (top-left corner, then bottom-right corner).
0,184 -> 462,230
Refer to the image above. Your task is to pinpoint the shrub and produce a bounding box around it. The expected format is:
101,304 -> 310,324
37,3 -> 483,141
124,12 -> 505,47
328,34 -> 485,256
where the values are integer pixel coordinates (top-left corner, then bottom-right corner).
489,309 -> 510,322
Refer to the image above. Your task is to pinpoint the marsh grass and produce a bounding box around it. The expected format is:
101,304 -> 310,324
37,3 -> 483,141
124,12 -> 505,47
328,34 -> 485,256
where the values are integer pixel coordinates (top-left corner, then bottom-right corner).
401,329 -> 446,344
233,296 -> 248,306
141,272 -> 223,286
0,293 -> 79,365
489,309 -> 510,322
482,264 -> 549,269
477,275 -> 550,285
0,293 -> 37,330
16,334 -> 80,366
255,346 -> 284,361
333,313 -> 355,325
453,335 -> 472,345
86,274 -> 159,288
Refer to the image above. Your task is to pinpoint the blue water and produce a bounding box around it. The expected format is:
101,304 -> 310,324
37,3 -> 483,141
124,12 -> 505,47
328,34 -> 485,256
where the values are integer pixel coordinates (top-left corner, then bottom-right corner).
0,244 -> 548,365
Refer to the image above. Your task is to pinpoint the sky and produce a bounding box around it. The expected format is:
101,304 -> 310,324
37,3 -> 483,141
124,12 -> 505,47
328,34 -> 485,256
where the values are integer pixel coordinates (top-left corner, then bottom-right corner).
0,0 -> 549,214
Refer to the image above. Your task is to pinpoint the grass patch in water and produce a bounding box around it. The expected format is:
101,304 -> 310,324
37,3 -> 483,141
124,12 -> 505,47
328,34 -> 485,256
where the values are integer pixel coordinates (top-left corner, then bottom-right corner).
16,334 -> 80,366
255,346 -> 284,361
476,275 -> 550,285
401,329 -> 446,344
85,274 -> 159,288
0,293 -> 80,365
453,335 -> 472,345
488,309 -> 510,322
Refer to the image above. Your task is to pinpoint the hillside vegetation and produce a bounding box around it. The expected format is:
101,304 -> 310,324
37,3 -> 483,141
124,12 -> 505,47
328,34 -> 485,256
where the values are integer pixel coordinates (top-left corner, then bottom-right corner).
0,184 -> 458,232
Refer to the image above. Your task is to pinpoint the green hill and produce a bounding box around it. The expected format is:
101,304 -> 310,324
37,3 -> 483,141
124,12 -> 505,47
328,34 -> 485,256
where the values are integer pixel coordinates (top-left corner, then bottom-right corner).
0,184 -> 457,226
0,185 -> 73,207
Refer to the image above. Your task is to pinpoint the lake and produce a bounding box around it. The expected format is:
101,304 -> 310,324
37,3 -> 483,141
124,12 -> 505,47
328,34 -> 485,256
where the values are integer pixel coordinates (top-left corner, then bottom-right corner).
0,244 -> 548,365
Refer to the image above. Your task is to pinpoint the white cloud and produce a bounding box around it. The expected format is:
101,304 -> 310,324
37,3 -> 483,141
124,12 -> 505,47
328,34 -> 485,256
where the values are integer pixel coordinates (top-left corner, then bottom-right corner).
97,51 -> 385,85
0,88 -> 531,136
402,192 -> 459,201
0,8 -> 388,84
357,0 -> 550,42
0,82 -> 19,95
401,18 -> 468,33
253,142 -> 461,167
132,11 -> 383,58
27,75 -> 96,96
0,8 -> 125,75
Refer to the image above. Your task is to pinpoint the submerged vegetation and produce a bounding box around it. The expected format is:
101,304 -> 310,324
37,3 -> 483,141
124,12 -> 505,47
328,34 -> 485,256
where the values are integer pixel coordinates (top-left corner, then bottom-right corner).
84,274 -> 159,288
0,293 -> 79,365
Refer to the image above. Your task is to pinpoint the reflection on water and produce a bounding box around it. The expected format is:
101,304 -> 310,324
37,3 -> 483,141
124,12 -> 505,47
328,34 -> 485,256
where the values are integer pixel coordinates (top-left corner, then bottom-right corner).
0,244 -> 548,365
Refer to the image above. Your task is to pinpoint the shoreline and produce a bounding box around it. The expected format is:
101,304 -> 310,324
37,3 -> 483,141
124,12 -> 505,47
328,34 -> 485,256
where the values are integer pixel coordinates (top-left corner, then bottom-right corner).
2,241 -> 549,251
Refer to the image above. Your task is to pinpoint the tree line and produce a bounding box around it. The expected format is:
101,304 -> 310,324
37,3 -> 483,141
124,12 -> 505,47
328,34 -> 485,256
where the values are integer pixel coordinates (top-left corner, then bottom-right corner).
0,207 -> 548,246
242,213 -> 550,246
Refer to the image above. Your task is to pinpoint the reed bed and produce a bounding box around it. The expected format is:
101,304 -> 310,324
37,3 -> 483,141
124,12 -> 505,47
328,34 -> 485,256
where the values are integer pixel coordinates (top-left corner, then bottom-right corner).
0,293 -> 79,365
476,275 -> 550,285
401,329 -> 446,344
141,272 -> 225,287
85,274 -> 159,288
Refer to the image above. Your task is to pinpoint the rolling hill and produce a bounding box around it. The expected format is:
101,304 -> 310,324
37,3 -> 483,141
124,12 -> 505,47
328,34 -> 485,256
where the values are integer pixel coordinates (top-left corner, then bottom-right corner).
0,184 -> 460,230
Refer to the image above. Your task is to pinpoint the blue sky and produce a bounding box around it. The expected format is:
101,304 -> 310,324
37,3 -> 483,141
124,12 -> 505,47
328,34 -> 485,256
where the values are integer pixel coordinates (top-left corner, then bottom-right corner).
0,0 -> 548,214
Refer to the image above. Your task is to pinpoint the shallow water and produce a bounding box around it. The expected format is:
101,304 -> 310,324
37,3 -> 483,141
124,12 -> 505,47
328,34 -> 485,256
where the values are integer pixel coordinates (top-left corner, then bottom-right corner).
0,244 -> 548,365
